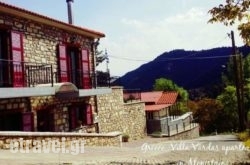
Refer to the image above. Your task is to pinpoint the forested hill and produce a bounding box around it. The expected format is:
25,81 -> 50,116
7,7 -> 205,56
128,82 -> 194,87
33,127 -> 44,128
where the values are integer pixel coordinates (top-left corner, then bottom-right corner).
114,46 -> 250,93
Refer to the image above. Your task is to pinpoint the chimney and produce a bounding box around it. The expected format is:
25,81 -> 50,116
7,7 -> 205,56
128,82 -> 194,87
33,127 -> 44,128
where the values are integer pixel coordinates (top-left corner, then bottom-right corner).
66,0 -> 74,24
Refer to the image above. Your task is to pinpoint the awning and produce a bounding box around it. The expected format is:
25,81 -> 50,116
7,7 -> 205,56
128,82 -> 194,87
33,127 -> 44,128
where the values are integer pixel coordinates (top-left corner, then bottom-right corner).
37,82 -> 79,99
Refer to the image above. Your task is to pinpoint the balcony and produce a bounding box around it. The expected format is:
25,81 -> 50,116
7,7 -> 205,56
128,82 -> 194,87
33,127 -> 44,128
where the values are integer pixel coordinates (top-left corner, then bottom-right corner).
0,59 -> 111,99
0,59 -> 111,88
0,59 -> 53,87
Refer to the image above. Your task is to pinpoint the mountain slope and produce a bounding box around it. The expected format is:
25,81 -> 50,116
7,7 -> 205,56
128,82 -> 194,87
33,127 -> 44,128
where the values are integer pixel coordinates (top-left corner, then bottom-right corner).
115,46 -> 250,92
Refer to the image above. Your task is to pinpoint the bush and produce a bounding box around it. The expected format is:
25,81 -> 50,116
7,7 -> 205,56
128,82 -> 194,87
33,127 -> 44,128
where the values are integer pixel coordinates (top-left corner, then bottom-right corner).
238,131 -> 249,141
122,133 -> 130,142
244,139 -> 250,149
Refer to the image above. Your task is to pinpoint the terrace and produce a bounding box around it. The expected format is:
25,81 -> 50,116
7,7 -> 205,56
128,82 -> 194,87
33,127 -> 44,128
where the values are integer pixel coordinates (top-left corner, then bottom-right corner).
0,59 -> 111,98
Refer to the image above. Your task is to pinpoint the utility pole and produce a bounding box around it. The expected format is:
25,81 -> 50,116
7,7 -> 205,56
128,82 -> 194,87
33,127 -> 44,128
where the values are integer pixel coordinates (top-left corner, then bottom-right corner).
230,30 -> 246,131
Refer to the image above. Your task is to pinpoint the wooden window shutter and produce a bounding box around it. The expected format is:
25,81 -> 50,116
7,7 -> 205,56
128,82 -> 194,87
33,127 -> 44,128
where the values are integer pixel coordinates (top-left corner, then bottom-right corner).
11,31 -> 24,87
58,44 -> 68,82
81,49 -> 91,89
22,112 -> 34,131
85,104 -> 93,125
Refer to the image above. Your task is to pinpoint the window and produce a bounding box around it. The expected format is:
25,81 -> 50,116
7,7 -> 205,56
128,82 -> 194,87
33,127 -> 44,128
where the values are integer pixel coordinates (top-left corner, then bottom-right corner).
0,111 -> 33,131
146,112 -> 154,120
68,104 -> 93,131
0,29 -> 24,87
58,44 -> 91,89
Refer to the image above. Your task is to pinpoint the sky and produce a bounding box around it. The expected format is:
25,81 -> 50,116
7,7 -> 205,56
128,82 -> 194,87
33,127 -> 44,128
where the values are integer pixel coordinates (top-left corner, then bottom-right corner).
1,0 -> 245,76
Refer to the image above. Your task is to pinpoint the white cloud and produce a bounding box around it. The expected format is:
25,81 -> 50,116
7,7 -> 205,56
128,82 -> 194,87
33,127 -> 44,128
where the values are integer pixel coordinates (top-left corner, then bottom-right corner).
98,7 -> 244,76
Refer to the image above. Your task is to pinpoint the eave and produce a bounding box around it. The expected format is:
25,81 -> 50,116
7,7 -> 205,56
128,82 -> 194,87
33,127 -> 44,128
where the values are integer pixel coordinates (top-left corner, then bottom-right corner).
0,2 -> 105,39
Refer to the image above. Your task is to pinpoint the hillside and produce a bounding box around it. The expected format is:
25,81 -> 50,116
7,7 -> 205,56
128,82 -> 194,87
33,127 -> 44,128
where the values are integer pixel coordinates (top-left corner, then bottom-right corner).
114,46 -> 250,97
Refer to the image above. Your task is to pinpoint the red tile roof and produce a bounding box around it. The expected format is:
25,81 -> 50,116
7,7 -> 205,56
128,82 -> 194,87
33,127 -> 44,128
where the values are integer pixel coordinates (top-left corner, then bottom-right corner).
0,2 -> 105,38
141,91 -> 178,104
157,91 -> 178,104
145,104 -> 172,112
141,91 -> 163,103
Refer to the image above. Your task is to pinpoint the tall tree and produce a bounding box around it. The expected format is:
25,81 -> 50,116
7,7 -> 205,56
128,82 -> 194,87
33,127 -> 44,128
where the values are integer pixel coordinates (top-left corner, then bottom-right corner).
209,0 -> 250,44
217,85 -> 239,131
153,78 -> 189,101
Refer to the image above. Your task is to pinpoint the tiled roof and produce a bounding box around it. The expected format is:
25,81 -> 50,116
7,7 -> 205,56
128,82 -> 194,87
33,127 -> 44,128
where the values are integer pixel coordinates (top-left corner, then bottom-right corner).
157,91 -> 178,104
145,104 -> 172,112
0,2 -> 105,38
141,91 -> 178,104
141,91 -> 163,103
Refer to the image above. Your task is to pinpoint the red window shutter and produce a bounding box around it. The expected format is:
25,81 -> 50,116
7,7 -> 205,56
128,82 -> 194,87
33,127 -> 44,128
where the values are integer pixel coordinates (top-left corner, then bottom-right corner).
58,44 -> 68,82
81,49 -> 91,89
22,112 -> 34,131
11,31 -> 24,87
86,104 -> 93,125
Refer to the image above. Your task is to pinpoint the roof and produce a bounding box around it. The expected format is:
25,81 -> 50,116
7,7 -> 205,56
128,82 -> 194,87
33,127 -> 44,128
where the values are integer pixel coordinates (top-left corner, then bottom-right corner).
145,104 -> 172,112
0,2 -> 105,39
141,91 -> 178,104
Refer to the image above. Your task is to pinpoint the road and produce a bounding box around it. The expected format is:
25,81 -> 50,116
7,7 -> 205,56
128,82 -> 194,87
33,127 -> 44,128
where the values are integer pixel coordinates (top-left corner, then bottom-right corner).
0,134 -> 249,164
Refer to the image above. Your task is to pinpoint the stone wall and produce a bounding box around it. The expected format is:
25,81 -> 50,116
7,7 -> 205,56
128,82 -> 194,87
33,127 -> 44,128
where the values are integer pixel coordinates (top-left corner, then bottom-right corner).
97,87 -> 146,140
0,98 -> 29,112
30,96 -> 95,132
0,12 -> 94,78
0,131 -> 122,149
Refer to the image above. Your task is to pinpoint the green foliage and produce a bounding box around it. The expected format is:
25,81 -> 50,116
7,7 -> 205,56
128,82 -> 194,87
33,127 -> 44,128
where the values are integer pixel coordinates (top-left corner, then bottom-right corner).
217,85 -> 239,130
95,50 -> 106,66
208,0 -> 250,44
153,78 -> 189,101
222,54 -> 250,86
153,78 -> 177,91
244,139 -> 250,148
244,55 -> 250,80
238,131 -> 249,141
188,99 -> 223,133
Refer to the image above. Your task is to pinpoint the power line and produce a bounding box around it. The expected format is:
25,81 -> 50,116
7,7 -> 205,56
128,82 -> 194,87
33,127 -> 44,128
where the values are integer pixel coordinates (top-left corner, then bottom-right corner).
108,35 -> 229,62
109,54 -> 237,62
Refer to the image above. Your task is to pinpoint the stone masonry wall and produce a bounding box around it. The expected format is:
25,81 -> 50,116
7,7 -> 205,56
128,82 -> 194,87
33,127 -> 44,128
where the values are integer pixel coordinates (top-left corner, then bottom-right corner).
0,131 -> 122,149
0,98 -> 29,112
30,96 -> 95,132
0,12 -> 94,77
97,86 -> 146,140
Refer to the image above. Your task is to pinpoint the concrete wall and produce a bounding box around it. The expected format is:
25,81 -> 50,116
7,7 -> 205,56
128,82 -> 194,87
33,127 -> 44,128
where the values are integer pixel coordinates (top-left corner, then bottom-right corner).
97,87 -> 147,140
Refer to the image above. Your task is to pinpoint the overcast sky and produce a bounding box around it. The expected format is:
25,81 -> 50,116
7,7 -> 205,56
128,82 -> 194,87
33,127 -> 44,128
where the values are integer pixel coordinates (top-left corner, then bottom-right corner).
2,0 -> 244,76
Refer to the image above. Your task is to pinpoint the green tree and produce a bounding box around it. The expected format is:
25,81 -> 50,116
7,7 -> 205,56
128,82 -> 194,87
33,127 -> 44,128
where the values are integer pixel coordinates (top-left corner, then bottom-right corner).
217,85 -> 239,131
96,50 -> 106,66
153,78 -> 189,101
208,0 -> 250,44
244,55 -> 250,81
188,99 -> 223,133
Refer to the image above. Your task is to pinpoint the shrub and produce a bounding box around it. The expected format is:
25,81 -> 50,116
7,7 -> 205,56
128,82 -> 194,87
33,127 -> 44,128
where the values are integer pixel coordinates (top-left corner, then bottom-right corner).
238,131 -> 249,141
244,139 -> 250,149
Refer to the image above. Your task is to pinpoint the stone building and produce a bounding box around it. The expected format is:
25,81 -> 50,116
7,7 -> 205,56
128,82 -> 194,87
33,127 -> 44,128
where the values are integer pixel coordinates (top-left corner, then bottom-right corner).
0,1 -> 111,132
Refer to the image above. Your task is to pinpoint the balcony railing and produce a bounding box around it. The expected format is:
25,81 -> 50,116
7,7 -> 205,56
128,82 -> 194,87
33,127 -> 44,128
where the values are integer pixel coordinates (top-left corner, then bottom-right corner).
26,64 -> 53,87
0,59 -> 53,87
0,59 -> 111,88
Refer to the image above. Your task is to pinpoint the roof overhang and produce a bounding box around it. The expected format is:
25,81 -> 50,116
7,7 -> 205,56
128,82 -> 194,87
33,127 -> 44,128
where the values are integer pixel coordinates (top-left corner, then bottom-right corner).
0,2 -> 105,39
0,83 -> 112,99
145,104 -> 172,112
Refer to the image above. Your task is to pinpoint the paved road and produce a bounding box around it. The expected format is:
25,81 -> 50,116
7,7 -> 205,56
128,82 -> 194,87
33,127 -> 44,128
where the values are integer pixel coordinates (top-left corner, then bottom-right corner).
0,134 -> 249,164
